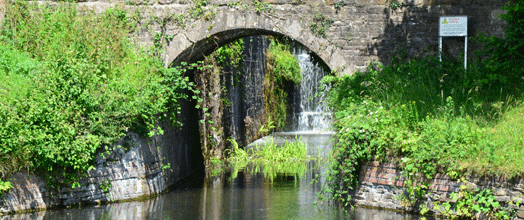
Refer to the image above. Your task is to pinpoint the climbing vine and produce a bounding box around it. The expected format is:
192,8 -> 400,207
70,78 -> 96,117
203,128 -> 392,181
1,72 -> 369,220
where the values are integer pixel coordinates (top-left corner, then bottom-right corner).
432,180 -> 520,220
194,39 -> 245,162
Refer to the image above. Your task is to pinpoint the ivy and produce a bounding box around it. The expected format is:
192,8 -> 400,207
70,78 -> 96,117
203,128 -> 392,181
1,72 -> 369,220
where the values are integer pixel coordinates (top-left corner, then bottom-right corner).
433,180 -> 521,219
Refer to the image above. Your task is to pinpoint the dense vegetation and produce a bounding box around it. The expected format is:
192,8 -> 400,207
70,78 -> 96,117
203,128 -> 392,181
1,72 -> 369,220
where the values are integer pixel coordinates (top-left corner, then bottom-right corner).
265,39 -> 302,130
0,1 -> 195,191
320,0 -> 524,218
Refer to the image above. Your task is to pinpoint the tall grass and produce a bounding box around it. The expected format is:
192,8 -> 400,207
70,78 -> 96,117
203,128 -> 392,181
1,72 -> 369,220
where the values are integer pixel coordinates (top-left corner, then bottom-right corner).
224,139 -> 311,181
325,53 -> 524,176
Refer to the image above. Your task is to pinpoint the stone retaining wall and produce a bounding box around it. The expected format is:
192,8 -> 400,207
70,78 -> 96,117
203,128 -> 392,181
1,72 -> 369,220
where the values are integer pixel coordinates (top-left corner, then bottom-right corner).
0,112 -> 203,214
352,161 -> 524,219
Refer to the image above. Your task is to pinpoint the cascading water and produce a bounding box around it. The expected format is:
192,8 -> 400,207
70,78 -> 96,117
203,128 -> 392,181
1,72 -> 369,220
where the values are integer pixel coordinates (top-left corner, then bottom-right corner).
290,47 -> 332,132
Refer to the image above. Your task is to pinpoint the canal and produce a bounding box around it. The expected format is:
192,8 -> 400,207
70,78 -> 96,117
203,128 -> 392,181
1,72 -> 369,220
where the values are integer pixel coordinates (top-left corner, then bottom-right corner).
4,133 -> 424,220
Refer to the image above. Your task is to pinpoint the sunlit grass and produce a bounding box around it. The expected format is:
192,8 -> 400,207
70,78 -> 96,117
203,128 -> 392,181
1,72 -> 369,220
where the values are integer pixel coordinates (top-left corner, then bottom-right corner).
460,103 -> 524,177
219,138 -> 315,181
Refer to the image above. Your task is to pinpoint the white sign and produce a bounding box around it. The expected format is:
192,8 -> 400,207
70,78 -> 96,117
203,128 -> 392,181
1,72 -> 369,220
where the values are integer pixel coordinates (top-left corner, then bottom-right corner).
439,15 -> 468,70
439,16 -> 468,37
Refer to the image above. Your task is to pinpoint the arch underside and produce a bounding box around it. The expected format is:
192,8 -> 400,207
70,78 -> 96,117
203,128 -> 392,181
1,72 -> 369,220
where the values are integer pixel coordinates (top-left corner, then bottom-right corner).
163,9 -> 349,73
171,29 -> 285,66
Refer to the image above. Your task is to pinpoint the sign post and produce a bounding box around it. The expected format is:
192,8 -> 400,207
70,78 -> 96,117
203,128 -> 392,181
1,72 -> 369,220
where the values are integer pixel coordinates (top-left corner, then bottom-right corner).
439,16 -> 468,70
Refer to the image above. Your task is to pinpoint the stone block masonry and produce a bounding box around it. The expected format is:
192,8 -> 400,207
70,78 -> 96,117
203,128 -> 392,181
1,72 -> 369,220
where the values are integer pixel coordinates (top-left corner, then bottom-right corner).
0,113 -> 204,214
9,0 -> 503,75
352,161 -> 524,219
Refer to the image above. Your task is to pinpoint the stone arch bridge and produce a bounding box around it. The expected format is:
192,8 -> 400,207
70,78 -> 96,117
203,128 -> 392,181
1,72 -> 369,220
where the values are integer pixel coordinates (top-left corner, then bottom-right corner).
71,0 -> 505,75
0,0 -> 512,213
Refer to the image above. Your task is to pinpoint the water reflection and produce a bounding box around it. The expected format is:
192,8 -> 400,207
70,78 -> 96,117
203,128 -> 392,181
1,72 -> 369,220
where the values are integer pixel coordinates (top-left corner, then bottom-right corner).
3,172 -> 423,219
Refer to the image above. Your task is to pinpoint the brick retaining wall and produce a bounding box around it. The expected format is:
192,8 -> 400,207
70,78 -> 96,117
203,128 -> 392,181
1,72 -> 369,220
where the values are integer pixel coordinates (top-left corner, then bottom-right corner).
352,161 -> 524,219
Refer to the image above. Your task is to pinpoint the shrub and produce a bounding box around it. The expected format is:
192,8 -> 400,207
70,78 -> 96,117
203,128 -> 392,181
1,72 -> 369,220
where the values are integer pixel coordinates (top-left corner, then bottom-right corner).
0,1 -> 193,186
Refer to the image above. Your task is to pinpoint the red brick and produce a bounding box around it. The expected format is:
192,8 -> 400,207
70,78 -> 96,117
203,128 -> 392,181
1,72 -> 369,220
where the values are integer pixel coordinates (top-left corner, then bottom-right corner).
394,181 -> 405,187
438,184 -> 450,192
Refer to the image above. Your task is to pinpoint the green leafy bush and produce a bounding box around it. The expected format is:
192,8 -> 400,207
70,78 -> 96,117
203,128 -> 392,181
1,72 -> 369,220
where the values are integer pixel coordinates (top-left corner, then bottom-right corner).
0,1 -> 193,186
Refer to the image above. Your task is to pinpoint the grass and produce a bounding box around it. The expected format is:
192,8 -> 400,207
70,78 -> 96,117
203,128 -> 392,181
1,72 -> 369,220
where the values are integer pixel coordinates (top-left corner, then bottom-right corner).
460,103 -> 524,176
218,138 -> 314,181
324,53 -> 524,178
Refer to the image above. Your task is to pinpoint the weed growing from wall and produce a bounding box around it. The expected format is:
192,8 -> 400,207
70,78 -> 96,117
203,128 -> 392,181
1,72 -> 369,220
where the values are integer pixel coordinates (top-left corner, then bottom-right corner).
0,180 -> 12,198
389,0 -> 403,10
226,1 -> 274,14
189,0 -> 217,20
253,0 -> 274,14
310,13 -> 334,38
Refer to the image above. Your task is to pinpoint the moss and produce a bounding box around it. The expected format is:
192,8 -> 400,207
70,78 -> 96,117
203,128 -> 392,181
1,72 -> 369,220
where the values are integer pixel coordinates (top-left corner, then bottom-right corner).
264,38 -> 302,131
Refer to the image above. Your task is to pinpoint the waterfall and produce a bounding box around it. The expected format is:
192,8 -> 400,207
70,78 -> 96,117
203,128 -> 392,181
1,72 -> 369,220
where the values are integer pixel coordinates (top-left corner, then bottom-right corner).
290,46 -> 332,132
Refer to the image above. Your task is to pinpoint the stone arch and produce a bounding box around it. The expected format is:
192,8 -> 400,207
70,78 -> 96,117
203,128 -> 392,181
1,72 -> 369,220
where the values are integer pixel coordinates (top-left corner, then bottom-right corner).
164,8 -> 349,74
